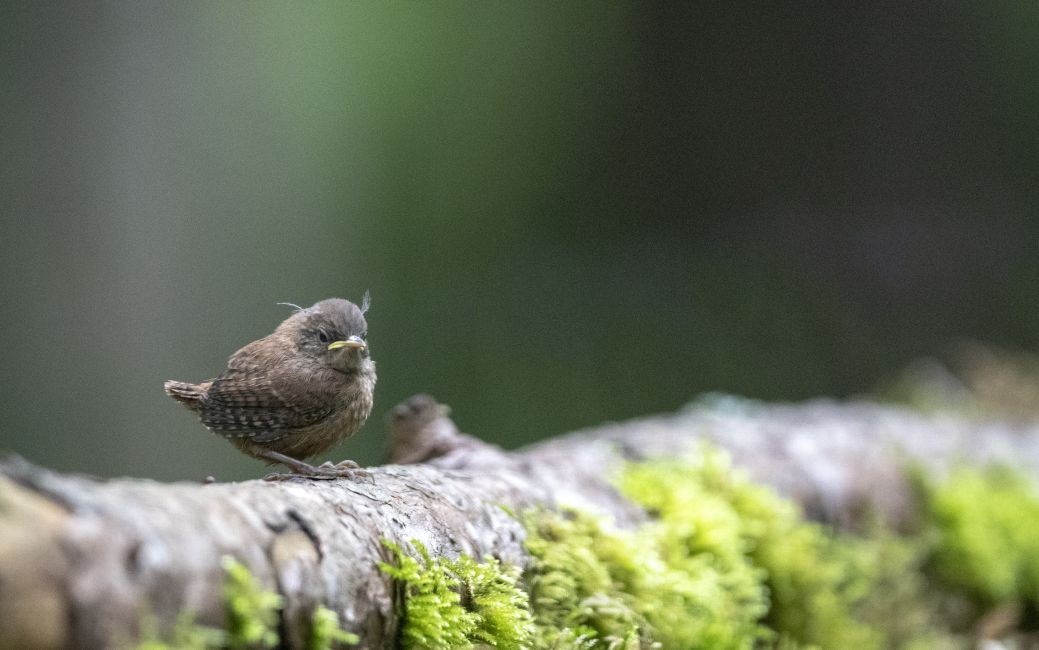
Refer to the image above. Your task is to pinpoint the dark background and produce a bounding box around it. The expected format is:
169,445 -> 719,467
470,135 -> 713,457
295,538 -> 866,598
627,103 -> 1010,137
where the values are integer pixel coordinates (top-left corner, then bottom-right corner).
2,2 -> 1036,481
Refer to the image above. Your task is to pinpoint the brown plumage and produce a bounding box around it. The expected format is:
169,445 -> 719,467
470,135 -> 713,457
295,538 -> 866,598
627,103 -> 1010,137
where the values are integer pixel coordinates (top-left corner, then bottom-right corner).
165,297 -> 376,477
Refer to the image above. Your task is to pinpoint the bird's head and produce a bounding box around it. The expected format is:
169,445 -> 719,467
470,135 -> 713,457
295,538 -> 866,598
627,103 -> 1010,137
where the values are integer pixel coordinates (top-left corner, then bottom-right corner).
280,294 -> 373,374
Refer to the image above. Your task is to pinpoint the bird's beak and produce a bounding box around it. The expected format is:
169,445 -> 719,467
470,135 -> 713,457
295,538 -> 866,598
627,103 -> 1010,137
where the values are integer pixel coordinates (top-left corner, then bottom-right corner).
328,336 -> 366,351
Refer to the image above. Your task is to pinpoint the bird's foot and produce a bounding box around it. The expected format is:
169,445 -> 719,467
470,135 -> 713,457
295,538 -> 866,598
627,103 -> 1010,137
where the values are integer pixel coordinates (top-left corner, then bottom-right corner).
263,459 -> 369,482
321,459 -> 360,470
319,459 -> 374,483
263,471 -> 298,481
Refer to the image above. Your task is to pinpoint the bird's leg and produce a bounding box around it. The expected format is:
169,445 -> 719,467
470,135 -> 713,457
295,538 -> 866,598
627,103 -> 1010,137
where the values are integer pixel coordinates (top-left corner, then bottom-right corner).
261,450 -> 366,481
260,450 -> 340,480
260,449 -> 322,475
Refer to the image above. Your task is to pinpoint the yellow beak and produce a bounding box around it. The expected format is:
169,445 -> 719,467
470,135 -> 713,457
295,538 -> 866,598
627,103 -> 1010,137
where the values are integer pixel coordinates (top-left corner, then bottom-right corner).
328,336 -> 366,351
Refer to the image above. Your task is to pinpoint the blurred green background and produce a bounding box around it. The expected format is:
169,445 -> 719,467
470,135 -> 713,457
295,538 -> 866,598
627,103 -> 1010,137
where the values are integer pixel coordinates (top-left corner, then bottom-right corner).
1,2 -> 1037,481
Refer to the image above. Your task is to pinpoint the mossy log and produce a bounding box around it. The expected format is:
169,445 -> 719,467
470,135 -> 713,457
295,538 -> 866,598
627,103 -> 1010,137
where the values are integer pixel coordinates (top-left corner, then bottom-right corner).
2,395 -> 1038,649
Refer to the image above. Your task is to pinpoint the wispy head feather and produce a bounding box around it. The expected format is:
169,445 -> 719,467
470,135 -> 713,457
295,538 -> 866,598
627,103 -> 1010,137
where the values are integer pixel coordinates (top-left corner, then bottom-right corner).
360,290 -> 371,314
276,301 -> 304,313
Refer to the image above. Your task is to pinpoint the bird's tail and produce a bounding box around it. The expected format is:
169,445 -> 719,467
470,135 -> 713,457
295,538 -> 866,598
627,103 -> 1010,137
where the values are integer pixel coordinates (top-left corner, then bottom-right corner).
164,380 -> 208,410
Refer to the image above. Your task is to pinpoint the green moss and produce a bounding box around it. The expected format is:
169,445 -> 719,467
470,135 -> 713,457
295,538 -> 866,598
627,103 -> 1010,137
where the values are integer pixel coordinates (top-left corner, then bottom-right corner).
378,448 -> 973,649
519,449 -> 893,649
621,452 -> 882,648
309,605 -> 361,649
135,558 -> 357,650
222,557 -> 283,649
379,539 -> 534,649
925,465 -> 1039,607
521,446 -> 974,649
134,611 -> 227,650
850,528 -> 957,650
523,507 -> 766,649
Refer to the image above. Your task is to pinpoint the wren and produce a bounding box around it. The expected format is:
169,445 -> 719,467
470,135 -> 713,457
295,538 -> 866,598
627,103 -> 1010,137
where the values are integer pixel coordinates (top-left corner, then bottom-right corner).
164,296 -> 376,478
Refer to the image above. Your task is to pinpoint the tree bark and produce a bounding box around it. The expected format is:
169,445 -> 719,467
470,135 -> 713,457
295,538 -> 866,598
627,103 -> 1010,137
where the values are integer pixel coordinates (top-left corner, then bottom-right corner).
2,394 -> 1038,649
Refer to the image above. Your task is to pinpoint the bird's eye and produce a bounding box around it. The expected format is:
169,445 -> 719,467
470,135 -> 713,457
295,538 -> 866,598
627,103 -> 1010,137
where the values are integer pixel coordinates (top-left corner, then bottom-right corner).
318,330 -> 329,343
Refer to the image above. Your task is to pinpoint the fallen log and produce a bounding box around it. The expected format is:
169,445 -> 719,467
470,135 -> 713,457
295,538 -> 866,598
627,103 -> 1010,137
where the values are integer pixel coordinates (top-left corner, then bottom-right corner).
2,393 -> 1038,649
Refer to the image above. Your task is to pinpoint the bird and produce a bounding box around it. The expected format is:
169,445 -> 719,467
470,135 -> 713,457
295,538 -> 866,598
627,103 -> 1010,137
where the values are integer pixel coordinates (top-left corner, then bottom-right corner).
164,296 -> 376,478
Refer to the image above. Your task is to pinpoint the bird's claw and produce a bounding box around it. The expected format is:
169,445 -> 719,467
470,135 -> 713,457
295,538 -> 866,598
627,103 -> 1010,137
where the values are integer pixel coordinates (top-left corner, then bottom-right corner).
264,460 -> 368,482
263,471 -> 299,481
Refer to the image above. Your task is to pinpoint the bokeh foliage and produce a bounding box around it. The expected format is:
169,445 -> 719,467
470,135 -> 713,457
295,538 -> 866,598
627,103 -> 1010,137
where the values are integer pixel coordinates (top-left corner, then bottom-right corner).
1,2 -> 1038,480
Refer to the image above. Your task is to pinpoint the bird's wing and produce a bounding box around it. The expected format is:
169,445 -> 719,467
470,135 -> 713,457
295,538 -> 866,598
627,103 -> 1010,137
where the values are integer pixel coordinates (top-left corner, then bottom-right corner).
197,368 -> 335,440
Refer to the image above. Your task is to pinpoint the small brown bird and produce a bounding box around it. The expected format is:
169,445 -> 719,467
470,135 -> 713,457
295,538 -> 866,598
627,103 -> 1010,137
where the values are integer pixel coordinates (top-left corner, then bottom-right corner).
164,296 -> 376,477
